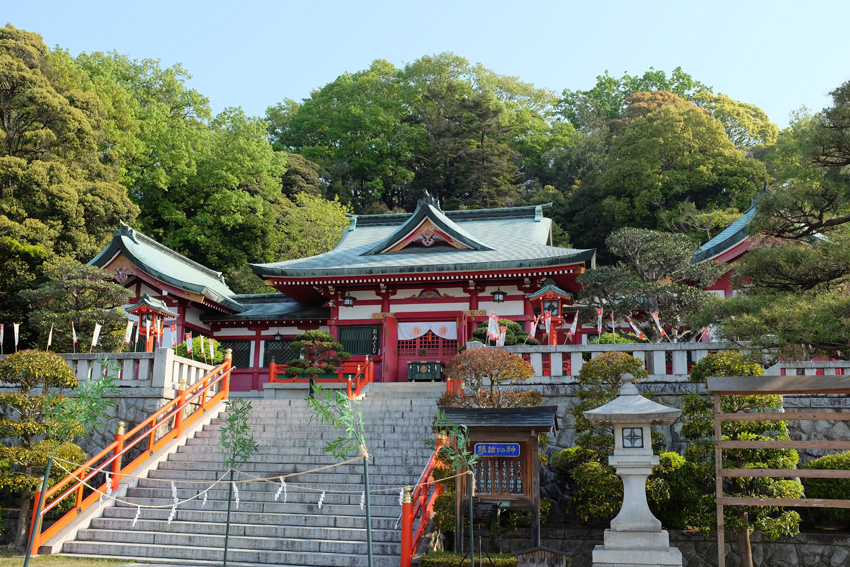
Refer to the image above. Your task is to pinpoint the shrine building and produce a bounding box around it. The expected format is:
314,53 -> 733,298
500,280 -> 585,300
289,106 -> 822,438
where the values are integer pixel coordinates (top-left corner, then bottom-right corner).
89,195 -> 596,391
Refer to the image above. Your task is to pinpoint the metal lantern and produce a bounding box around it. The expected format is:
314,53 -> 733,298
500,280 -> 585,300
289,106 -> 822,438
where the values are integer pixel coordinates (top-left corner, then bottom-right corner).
490,287 -> 506,304
342,294 -> 356,308
274,332 -> 282,341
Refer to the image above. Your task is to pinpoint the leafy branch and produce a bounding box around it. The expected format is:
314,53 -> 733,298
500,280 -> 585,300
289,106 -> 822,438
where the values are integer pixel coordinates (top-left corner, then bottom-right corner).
427,411 -> 479,473
219,398 -> 259,469
306,382 -> 367,460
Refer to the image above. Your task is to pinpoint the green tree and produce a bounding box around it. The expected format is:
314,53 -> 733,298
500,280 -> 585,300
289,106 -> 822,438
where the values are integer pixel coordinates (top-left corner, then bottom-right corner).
0,25 -> 139,346
284,330 -> 351,377
20,262 -> 131,353
557,66 -> 712,130
692,92 -> 779,153
272,192 -> 352,261
441,347 -> 537,408
598,102 -> 767,230
470,318 -> 538,346
577,228 -> 725,342
680,352 -> 802,567
0,350 -> 82,548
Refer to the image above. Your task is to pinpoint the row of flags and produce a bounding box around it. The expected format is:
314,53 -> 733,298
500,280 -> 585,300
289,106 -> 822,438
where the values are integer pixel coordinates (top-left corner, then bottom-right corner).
1,322 -> 101,352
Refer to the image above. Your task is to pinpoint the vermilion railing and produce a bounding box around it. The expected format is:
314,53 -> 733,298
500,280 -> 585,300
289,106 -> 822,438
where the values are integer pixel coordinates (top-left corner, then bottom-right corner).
29,355 -> 233,554
268,358 -> 374,399
400,434 -> 445,567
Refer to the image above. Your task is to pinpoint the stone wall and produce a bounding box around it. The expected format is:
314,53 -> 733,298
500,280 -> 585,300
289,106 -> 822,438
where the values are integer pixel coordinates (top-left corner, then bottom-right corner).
495,527 -> 850,567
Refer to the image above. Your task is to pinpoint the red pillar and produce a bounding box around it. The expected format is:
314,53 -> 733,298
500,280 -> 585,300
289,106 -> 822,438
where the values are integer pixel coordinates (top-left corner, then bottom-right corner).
400,486 -> 414,567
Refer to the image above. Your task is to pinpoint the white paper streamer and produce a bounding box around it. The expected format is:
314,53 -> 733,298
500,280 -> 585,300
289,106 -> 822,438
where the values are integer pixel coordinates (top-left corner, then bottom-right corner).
275,477 -> 286,502
167,505 -> 176,525
105,472 -> 112,500
318,490 -> 325,509
171,481 -> 178,506
360,491 -> 365,511
398,488 -> 404,506
233,482 -> 239,509
133,505 -> 140,527
202,492 -> 207,507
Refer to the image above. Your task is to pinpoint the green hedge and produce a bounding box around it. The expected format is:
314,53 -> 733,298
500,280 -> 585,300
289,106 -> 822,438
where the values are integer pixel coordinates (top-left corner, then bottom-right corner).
419,551 -> 519,567
803,451 -> 850,525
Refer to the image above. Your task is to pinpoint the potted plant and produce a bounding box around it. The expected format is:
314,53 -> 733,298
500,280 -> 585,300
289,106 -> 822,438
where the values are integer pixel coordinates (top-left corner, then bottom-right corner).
284,330 -> 351,379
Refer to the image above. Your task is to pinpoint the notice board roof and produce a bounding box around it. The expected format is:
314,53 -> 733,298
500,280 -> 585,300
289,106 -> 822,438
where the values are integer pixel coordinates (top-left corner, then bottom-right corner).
441,406 -> 559,431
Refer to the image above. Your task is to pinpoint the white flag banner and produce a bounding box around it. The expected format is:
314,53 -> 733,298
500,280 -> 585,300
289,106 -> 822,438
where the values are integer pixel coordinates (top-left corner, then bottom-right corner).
124,320 -> 134,344
170,325 -> 177,348
200,335 -> 206,356
486,312 -> 499,340
209,337 -> 215,360
569,312 -> 578,336
497,326 -> 507,347
91,323 -> 102,347
47,324 -> 54,349
626,317 -> 645,340
596,309 -> 603,335
0,324 -> 4,346
398,321 -> 458,341
72,322 -> 77,344
14,323 -> 20,348
543,311 -> 551,334
651,312 -> 666,338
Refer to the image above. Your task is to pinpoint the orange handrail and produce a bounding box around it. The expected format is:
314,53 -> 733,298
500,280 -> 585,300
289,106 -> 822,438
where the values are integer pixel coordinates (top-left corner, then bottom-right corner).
29,357 -> 233,554
269,358 -> 374,400
401,434 -> 445,567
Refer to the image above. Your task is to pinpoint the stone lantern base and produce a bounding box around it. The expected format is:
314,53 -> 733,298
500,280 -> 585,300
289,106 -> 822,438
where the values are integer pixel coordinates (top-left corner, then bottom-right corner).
592,529 -> 683,567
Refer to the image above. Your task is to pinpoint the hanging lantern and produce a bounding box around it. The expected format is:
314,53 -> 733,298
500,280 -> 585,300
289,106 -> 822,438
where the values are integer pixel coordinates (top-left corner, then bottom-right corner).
274,331 -> 282,341
490,287 -> 506,304
342,294 -> 356,308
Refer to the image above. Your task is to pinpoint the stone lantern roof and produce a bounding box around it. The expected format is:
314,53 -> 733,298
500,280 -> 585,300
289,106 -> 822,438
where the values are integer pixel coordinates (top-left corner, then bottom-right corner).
583,373 -> 681,427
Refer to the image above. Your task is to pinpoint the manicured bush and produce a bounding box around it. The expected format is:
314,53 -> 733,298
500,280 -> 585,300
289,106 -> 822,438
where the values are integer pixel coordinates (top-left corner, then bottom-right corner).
804,451 -> 850,526
420,551 -> 522,567
583,332 -> 638,360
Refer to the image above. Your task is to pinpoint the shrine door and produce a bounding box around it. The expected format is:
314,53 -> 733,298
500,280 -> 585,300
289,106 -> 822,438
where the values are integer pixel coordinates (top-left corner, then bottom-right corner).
396,331 -> 458,381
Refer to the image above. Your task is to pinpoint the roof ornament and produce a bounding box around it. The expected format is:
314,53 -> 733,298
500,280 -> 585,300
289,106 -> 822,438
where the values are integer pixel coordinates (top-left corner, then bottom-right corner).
534,205 -> 543,222
348,216 -> 357,232
418,190 -> 441,211
117,220 -> 140,244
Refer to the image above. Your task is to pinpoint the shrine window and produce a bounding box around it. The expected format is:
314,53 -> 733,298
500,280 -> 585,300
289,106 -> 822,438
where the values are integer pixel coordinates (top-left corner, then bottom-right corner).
263,339 -> 298,367
339,325 -> 381,356
218,340 -> 252,368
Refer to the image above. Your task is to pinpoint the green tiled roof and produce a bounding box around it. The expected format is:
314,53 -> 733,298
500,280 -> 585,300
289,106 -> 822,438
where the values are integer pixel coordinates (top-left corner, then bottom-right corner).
252,202 -> 595,278
202,294 -> 329,322
89,222 -> 245,312
691,205 -> 757,264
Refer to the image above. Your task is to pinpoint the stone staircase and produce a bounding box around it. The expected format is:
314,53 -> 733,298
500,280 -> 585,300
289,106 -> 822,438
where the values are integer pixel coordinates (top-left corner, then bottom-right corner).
62,382 -> 444,566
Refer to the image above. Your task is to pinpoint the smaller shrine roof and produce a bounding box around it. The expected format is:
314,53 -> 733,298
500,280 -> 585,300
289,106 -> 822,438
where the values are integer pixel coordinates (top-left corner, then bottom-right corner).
202,294 -> 329,322
89,222 -> 245,312
128,294 -> 178,318
441,407 -> 559,431
526,279 -> 571,301
692,203 -> 757,264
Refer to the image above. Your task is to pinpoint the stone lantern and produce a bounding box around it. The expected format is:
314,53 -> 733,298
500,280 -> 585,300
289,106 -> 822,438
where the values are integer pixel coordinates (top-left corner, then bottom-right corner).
582,373 -> 683,567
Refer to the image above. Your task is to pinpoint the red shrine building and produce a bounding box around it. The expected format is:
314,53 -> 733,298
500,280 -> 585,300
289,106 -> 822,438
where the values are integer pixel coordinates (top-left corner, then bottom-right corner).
89,195 -> 596,391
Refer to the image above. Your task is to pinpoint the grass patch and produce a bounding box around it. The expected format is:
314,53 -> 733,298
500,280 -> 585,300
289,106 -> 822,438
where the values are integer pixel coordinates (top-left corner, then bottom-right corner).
0,550 -> 132,567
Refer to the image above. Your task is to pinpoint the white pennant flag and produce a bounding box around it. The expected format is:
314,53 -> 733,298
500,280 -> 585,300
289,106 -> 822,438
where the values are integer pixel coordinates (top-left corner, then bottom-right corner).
569,312 -> 578,336
123,320 -> 134,344
626,317 -> 645,340
91,323 -> 102,347
209,337 -> 214,360
596,309 -> 602,335
543,311 -> 551,334
487,312 -> 499,340
651,312 -> 666,339
200,335 -> 205,356
170,325 -> 177,348
72,322 -> 77,344
13,323 -> 20,348
497,325 -> 507,347
47,324 -> 53,349
0,324 -> 4,347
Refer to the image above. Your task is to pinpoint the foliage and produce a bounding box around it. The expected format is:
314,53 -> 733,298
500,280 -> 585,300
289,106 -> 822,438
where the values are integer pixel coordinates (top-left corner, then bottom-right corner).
557,66 -> 712,130
810,80 -> 850,168
583,332 -> 638,361
803,451 -> 850,526
437,388 -> 542,409
20,262 -> 131,353
306,383 -> 367,459
284,330 -> 351,377
443,348 -> 534,406
431,490 -> 457,533
219,398 -> 258,469
679,352 -> 801,567
428,411 -> 480,475
0,25 -> 139,347
598,101 -> 767,231
577,228 -> 725,342
692,92 -> 779,152
272,193 -> 351,262
419,551 -> 520,567
471,318 -> 538,346
174,335 -> 225,364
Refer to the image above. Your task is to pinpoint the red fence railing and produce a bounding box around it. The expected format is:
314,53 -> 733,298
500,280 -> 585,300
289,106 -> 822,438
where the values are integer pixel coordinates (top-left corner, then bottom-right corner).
267,358 -> 374,399
29,354 -> 233,554
400,434 -> 445,567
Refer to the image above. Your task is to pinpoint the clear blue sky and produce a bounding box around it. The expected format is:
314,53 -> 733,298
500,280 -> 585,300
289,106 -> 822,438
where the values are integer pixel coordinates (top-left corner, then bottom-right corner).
7,1 -> 850,128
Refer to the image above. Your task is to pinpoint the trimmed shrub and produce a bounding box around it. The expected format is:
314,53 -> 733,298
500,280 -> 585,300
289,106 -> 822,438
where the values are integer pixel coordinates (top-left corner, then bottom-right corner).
420,551 -> 522,567
804,451 -> 850,526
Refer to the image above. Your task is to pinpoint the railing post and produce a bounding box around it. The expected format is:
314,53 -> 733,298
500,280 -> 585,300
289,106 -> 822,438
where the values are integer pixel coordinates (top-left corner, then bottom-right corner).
347,377 -> 353,399
75,469 -> 84,511
175,379 -> 187,437
223,349 -> 232,399
111,421 -> 125,489
400,486 -> 414,567
269,360 -> 276,383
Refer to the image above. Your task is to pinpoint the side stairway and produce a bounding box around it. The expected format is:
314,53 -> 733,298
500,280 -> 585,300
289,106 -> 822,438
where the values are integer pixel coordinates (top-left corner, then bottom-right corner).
63,382 -> 444,567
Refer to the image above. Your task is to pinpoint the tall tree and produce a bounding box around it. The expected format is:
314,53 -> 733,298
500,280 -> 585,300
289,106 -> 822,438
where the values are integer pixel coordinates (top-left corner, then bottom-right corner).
0,25 -> 138,347
692,92 -> 779,153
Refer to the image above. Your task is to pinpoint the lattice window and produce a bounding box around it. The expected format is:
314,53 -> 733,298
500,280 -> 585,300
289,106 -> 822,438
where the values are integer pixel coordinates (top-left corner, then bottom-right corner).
421,332 -> 441,356
398,339 -> 417,357
263,340 -> 298,367
339,325 -> 381,356
441,339 -> 458,356
219,340 -> 252,369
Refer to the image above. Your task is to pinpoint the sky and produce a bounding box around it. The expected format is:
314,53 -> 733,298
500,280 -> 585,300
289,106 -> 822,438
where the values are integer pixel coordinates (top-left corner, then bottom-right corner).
6,0 -> 850,128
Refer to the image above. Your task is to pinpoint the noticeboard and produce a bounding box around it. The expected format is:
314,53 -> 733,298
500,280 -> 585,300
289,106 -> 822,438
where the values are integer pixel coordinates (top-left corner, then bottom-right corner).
474,443 -> 520,457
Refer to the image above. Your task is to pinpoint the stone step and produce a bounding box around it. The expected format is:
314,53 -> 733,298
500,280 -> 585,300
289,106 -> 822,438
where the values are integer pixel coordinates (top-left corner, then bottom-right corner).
176,445 -> 434,461
114,496 -> 404,517
146,469 -> 420,487
103,506 -> 401,530
76,528 -> 400,555
127,486 -> 405,506
62,541 -> 401,567
184,438 -> 436,451
160,458 -> 423,475
89,517 -> 401,542
198,425 -> 434,435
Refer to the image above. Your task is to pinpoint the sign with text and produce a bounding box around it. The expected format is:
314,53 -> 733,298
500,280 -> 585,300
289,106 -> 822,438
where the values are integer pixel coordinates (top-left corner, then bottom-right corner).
474,443 -> 520,457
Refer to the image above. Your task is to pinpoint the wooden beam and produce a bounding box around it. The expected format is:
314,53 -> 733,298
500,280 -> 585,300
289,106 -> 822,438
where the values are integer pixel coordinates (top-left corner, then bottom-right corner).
716,411 -> 850,422
718,440 -> 850,450
720,468 -> 850,479
719,497 -> 850,509
706,374 -> 850,395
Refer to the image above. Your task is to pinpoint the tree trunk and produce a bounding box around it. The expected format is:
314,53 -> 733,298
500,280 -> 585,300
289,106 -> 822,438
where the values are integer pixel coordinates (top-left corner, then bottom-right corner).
16,487 -> 32,550
736,517 -> 753,567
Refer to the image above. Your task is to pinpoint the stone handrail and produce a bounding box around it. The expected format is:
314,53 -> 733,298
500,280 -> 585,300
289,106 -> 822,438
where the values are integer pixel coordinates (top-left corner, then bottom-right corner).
500,342 -> 733,378
0,348 -> 214,391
